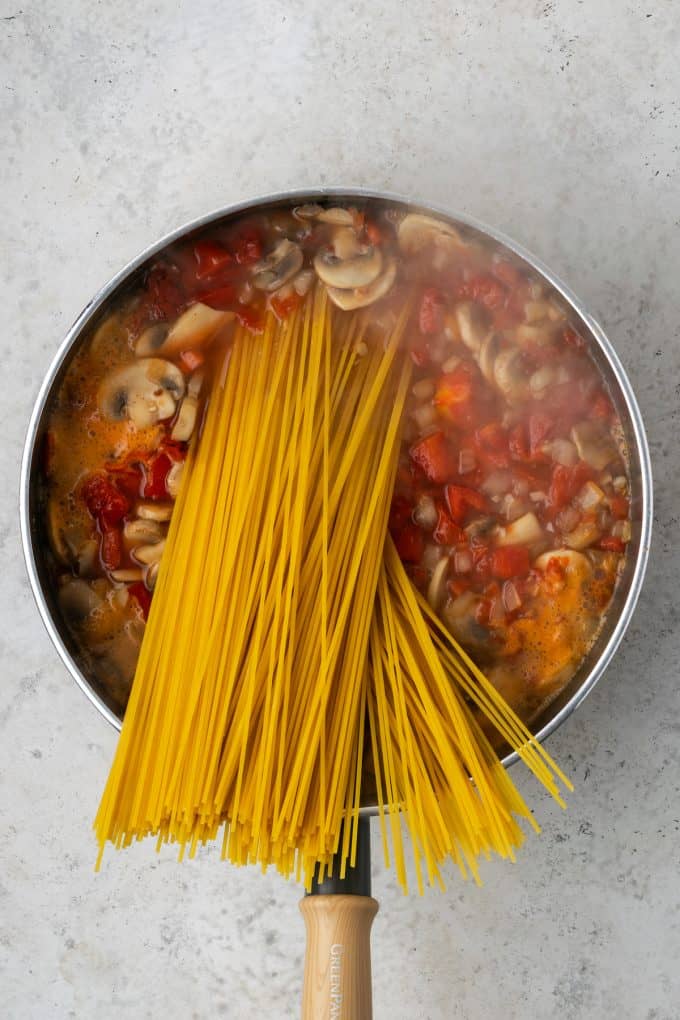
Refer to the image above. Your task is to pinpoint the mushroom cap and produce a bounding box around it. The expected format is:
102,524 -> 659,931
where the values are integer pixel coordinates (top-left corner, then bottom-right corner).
98,358 -> 186,429
314,244 -> 383,290
326,259 -> 397,311
493,346 -> 527,403
398,213 -> 463,255
136,304 -> 233,358
252,239 -> 304,292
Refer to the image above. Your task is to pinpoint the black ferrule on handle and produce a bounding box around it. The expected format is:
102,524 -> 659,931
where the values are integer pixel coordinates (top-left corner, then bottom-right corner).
308,816 -> 372,898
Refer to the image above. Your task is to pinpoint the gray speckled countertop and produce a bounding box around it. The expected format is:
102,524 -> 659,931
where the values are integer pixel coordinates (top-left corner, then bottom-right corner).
2,2 -> 679,1018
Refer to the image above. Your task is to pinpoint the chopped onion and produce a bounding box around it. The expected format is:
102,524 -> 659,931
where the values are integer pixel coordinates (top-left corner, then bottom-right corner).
411,403 -> 437,431
502,580 -> 522,612
577,480 -> 606,509
611,519 -> 632,542
529,365 -> 556,394
412,378 -> 435,400
454,549 -> 472,574
556,505 -> 581,533
458,448 -> 476,474
413,494 -> 438,530
550,438 -> 578,467
482,469 -> 512,496
529,491 -> 547,503
504,495 -> 528,521
564,520 -> 601,550
613,475 -> 628,493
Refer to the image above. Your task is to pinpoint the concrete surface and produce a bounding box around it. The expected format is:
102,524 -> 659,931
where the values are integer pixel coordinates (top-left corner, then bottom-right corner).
1,1 -> 678,1018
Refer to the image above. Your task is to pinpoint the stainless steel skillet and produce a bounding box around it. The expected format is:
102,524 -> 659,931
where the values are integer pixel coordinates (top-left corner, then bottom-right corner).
20,188 -> 652,1018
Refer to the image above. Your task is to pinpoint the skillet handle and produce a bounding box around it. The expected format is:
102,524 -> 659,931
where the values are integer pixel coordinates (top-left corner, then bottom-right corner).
299,893 -> 379,1020
299,817 -> 377,1019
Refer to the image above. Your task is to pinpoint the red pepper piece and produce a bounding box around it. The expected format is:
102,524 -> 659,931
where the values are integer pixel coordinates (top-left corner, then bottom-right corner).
389,495 -> 413,534
198,284 -> 237,310
129,582 -> 152,620
548,461 -> 593,511
445,484 -> 488,524
141,452 -> 173,500
193,240 -> 233,281
433,506 -> 464,545
271,291 -> 302,319
410,432 -> 455,484
475,421 -> 510,467
236,305 -> 265,333
434,365 -> 475,425
459,274 -> 507,310
233,228 -> 263,265
100,526 -> 122,570
608,494 -> 629,520
394,523 -> 424,563
82,474 -> 130,528
490,545 -> 530,580
419,287 -> 446,335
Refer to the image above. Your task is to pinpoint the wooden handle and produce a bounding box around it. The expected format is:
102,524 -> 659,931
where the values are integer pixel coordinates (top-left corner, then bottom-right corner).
300,894 -> 379,1020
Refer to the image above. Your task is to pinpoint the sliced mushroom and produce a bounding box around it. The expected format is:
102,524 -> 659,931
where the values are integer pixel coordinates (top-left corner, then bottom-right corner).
136,501 -> 174,522
110,568 -> 145,583
455,301 -> 491,353
326,259 -> 397,311
571,421 -> 618,470
478,332 -> 500,385
252,239 -> 304,292
398,214 -> 463,255
293,269 -> 315,296
293,203 -> 324,220
165,460 -> 184,498
493,347 -> 527,403
58,579 -> 103,621
516,321 -> 557,347
563,520 -> 602,550
171,396 -> 198,442
187,369 -> 204,399
99,359 -> 185,429
314,234 -> 383,290
124,518 -> 165,544
160,303 -> 233,356
134,323 -> 170,357
534,548 -> 591,573
133,539 -> 166,565
427,556 -> 450,611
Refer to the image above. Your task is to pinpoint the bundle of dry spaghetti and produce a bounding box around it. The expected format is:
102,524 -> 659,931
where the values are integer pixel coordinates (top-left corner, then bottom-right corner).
95,284 -> 571,891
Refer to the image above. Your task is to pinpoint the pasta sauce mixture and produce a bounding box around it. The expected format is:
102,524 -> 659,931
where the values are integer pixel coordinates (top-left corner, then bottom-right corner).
41,202 -> 630,722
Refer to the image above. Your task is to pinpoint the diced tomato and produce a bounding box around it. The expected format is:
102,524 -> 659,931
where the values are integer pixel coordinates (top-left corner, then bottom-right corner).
129,581 -> 152,620
233,227 -> 263,265
236,305 -> 265,333
490,545 -> 530,580
389,495 -> 413,534
180,349 -> 205,373
140,452 -> 173,500
159,438 -> 188,462
394,523 -> 424,563
82,475 -> 130,528
144,263 -> 186,322
199,284 -> 237,310
193,240 -> 233,281
447,578 -> 472,598
419,288 -> 446,335
271,291 -> 303,319
508,422 -> 530,462
475,422 -> 509,467
471,543 -> 492,584
547,461 -> 593,511
608,494 -> 629,520
410,432 -> 455,484
433,506 -> 463,545
434,364 -> 475,426
445,484 -> 488,524
563,325 -> 585,349
528,412 -> 553,454
589,391 -> 613,421
100,526 -> 122,570
598,535 -> 626,553
459,274 -> 507,311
